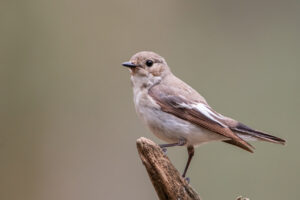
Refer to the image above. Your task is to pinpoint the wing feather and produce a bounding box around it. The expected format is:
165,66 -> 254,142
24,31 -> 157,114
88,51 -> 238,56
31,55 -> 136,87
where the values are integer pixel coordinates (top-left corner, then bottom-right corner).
149,85 -> 254,152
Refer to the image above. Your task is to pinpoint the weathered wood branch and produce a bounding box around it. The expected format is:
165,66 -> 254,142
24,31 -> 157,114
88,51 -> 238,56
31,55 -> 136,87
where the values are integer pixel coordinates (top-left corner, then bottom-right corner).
136,137 -> 250,200
136,137 -> 201,200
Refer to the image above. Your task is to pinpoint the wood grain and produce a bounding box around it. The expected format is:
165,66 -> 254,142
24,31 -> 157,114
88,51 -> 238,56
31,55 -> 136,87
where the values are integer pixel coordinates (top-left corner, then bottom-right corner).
136,137 -> 201,200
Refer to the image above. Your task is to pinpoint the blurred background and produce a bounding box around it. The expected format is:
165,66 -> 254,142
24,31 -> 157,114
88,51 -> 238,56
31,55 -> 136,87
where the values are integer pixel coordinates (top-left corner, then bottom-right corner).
0,0 -> 299,199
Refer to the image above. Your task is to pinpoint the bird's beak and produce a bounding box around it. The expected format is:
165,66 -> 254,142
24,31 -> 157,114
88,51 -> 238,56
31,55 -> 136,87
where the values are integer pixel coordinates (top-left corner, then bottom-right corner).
122,61 -> 136,68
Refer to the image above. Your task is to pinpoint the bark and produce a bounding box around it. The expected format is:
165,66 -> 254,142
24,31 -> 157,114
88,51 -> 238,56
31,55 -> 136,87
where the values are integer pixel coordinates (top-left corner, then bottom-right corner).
136,137 -> 201,200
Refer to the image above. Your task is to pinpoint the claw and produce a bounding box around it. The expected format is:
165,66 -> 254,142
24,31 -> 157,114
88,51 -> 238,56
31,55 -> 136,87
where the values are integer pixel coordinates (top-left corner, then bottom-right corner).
161,147 -> 167,155
184,177 -> 190,184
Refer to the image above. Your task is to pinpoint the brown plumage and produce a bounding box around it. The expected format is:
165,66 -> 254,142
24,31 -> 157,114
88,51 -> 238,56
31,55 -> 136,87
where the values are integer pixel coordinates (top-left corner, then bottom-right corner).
123,51 -> 285,177
148,74 -> 285,152
148,82 -> 256,152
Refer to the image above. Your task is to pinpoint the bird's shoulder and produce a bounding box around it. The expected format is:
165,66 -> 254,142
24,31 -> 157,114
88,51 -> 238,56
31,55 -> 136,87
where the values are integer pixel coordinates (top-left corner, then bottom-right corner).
150,74 -> 208,104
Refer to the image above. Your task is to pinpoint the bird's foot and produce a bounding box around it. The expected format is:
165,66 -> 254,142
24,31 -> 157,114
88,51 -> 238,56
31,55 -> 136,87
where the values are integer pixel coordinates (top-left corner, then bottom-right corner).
160,147 -> 167,155
158,144 -> 168,155
184,177 -> 190,184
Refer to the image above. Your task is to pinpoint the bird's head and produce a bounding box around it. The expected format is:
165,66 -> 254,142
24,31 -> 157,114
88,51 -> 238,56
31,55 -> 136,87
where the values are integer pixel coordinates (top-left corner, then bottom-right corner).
122,52 -> 171,86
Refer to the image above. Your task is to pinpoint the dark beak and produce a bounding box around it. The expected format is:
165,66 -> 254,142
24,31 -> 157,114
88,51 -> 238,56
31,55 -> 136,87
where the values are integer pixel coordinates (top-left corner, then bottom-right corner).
122,61 -> 136,68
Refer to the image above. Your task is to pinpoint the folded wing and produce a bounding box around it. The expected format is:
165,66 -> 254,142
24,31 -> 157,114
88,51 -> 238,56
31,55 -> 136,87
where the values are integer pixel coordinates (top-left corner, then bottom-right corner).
149,85 -> 254,152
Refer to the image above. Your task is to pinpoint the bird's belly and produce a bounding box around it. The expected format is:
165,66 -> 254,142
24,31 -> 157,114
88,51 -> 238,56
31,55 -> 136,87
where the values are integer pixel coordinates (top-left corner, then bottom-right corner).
136,105 -> 226,146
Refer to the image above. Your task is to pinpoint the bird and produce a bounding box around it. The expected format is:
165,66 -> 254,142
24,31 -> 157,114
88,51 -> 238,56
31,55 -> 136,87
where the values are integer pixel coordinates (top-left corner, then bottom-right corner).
122,51 -> 285,178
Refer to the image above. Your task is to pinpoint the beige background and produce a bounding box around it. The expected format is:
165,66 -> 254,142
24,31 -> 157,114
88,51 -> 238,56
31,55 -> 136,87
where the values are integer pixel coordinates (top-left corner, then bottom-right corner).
0,0 -> 299,199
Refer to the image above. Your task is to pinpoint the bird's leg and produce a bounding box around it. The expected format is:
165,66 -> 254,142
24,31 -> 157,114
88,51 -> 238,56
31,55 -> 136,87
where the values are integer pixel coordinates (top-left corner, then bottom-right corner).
182,145 -> 195,180
159,138 -> 186,154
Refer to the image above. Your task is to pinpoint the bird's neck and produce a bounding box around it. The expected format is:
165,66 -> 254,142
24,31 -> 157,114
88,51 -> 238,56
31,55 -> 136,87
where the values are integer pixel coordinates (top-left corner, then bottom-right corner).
131,74 -> 162,91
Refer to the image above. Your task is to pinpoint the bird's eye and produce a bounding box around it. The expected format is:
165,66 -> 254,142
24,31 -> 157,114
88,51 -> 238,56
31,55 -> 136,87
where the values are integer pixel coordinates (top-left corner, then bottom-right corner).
145,60 -> 153,67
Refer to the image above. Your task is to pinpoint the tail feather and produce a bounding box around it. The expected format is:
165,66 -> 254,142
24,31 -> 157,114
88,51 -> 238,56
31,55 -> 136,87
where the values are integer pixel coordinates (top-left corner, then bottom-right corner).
223,139 -> 254,153
231,122 -> 286,145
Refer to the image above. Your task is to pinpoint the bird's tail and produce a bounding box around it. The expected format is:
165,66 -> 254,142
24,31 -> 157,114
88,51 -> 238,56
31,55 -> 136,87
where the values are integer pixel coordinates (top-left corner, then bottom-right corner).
231,122 -> 286,145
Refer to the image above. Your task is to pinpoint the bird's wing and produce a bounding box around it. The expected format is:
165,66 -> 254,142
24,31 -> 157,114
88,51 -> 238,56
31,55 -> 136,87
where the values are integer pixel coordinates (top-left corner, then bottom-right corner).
148,84 -> 254,152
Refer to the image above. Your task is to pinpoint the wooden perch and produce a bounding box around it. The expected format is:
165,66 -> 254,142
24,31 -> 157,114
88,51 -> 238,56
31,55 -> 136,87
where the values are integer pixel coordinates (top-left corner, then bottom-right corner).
136,137 -> 201,200
136,137 -> 250,200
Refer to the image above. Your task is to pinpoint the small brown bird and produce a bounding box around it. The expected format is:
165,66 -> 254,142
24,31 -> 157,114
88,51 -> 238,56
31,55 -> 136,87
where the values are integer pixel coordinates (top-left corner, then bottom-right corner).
122,51 -> 285,178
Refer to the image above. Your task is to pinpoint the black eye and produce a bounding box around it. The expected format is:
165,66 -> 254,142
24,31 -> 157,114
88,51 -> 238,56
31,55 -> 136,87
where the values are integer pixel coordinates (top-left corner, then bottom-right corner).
145,60 -> 153,67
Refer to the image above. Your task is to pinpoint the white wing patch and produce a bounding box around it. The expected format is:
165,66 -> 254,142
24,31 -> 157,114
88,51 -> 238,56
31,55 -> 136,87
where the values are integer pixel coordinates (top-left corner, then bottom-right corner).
179,102 -> 227,127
